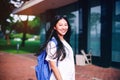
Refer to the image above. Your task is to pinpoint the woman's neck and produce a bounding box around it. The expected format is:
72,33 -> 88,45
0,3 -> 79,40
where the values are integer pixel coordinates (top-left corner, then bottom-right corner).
58,35 -> 64,41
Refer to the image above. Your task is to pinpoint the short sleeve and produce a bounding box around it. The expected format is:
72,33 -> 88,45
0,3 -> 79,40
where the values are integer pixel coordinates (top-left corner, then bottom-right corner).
45,41 -> 57,61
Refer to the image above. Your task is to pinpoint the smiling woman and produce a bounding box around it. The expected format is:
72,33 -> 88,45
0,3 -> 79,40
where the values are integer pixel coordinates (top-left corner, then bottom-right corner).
35,15 -> 75,80
54,18 -> 68,40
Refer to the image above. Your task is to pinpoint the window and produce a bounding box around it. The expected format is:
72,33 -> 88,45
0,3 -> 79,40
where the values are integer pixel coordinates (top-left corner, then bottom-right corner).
88,6 -> 101,56
66,10 -> 80,54
112,0 -> 120,62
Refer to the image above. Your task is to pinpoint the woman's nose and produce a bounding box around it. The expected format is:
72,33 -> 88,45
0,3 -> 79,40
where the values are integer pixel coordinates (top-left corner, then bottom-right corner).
62,25 -> 67,29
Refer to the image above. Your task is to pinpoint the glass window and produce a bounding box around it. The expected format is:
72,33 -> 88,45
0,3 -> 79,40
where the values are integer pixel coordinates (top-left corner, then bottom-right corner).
65,10 -> 80,54
88,6 -> 101,56
39,23 -> 46,44
112,0 -> 120,62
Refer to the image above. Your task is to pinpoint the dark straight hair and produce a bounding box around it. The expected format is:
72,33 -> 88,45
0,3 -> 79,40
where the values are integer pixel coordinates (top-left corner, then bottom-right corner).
35,15 -> 71,61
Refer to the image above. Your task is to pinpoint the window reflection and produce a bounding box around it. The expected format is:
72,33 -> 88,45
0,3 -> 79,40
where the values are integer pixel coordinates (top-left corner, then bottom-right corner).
66,11 -> 79,54
112,0 -> 120,62
88,6 -> 101,56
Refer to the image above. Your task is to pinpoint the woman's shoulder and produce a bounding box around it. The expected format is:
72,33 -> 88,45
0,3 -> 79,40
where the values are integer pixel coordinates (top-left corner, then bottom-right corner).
49,37 -> 57,45
47,37 -> 58,48
51,37 -> 57,43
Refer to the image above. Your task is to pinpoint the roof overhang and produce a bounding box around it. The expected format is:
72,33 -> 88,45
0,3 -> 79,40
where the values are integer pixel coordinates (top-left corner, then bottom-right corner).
12,0 -> 78,15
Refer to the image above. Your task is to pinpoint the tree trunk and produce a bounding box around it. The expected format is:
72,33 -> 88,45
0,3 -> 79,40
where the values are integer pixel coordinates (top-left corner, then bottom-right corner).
21,20 -> 27,47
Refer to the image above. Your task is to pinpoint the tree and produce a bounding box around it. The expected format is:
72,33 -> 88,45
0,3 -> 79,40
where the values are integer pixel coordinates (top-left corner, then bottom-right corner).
0,0 -> 13,35
8,14 -> 41,47
0,0 -> 36,46
90,12 -> 100,37
18,15 -> 40,47
0,0 -> 31,34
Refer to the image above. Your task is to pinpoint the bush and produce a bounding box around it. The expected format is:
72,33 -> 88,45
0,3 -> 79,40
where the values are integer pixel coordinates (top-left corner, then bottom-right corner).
10,33 -> 37,40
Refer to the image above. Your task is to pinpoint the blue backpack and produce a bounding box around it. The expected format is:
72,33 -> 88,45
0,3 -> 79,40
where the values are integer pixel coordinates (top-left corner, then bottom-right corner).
35,38 -> 57,80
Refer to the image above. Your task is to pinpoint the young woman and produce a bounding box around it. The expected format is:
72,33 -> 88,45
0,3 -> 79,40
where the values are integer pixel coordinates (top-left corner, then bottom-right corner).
36,15 -> 75,80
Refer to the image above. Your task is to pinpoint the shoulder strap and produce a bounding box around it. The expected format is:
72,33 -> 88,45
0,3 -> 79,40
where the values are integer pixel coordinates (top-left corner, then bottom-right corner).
50,37 -> 58,66
50,37 -> 58,45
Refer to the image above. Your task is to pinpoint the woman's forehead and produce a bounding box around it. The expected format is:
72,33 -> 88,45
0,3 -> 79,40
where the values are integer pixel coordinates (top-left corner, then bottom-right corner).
57,18 -> 67,23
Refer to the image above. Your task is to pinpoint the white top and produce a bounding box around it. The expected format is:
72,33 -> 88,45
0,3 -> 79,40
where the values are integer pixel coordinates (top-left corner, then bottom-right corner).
46,39 -> 75,80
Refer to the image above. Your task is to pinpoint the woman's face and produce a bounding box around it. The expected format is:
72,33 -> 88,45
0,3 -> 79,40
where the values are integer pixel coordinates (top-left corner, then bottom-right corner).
54,18 -> 68,39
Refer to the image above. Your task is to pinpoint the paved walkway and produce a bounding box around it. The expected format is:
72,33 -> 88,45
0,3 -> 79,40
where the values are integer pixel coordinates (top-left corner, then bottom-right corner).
0,52 -> 37,80
0,52 -> 120,80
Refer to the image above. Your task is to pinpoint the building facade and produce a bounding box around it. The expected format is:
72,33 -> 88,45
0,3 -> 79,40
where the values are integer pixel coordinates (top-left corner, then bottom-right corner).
38,0 -> 120,68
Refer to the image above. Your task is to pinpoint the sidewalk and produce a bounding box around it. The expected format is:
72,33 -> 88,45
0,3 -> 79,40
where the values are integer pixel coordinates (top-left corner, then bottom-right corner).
0,52 -> 37,80
76,65 -> 120,80
0,52 -> 120,80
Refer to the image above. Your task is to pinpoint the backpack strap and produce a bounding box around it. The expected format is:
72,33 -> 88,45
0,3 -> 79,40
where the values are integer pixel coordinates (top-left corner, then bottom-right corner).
50,37 -> 58,46
50,37 -> 58,66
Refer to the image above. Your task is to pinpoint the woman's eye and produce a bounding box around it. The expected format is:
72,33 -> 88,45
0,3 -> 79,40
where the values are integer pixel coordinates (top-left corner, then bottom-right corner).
64,24 -> 68,26
59,24 -> 63,26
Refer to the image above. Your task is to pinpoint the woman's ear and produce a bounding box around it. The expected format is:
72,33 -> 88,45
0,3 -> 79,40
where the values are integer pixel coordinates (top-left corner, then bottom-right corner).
54,26 -> 56,30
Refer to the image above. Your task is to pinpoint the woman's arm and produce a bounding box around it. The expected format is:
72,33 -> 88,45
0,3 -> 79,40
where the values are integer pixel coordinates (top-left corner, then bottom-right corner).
49,61 -> 62,80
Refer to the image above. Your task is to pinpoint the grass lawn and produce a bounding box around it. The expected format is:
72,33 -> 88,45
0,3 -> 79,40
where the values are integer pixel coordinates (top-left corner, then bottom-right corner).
0,39 -> 40,54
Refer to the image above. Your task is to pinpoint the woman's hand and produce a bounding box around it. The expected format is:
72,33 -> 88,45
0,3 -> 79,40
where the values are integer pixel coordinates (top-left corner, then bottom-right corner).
49,61 -> 63,80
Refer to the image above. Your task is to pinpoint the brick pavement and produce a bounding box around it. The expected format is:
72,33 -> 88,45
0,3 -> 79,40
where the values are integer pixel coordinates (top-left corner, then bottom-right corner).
0,52 -> 120,80
0,52 -> 37,80
75,65 -> 120,80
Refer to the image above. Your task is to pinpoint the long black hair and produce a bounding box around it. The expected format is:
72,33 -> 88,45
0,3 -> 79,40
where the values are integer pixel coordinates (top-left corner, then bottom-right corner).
35,15 -> 71,61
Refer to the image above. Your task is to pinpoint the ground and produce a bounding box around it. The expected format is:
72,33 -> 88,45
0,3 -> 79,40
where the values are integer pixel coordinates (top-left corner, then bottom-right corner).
0,52 -> 120,80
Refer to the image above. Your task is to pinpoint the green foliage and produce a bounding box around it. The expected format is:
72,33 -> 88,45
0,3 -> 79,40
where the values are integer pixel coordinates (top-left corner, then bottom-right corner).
90,12 -> 100,27
10,33 -> 23,39
0,39 -> 40,54
28,16 -> 41,28
10,33 -> 36,39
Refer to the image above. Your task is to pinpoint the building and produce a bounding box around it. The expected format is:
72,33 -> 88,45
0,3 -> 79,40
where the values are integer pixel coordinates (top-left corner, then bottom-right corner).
13,0 -> 120,68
